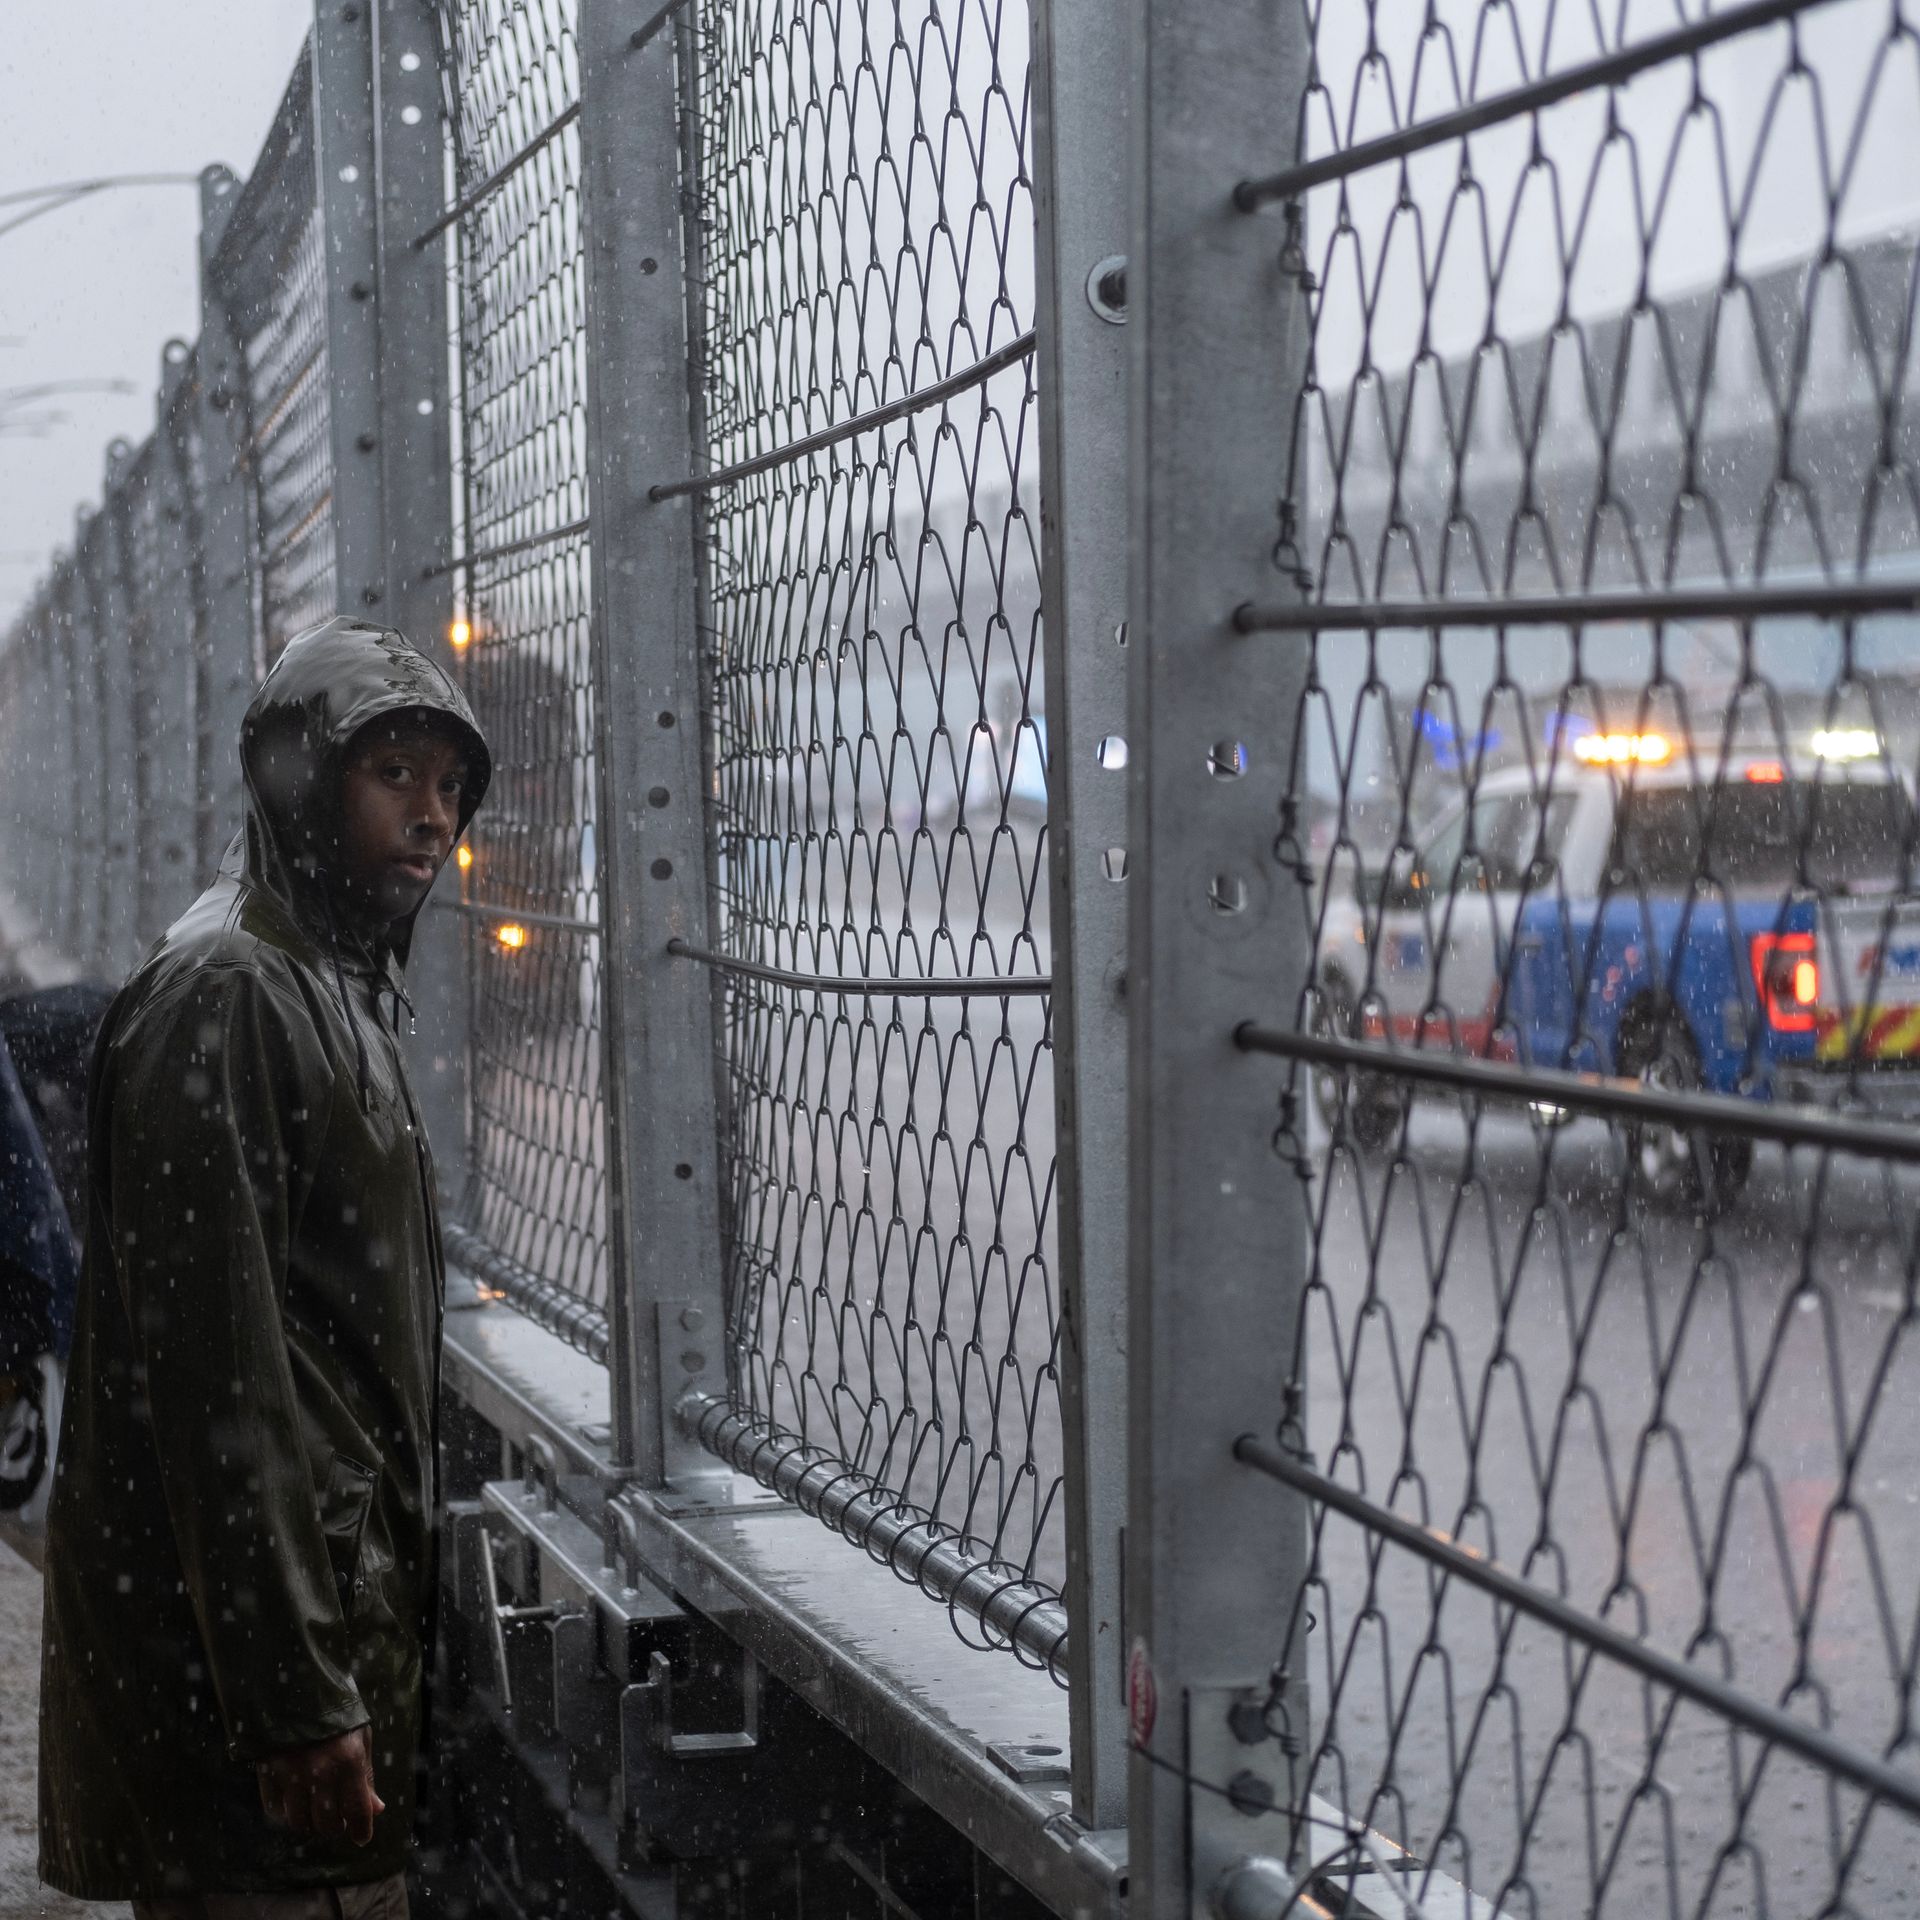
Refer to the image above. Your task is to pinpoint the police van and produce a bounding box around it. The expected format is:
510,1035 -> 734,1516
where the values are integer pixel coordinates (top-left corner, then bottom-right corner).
1313,727 -> 1920,1205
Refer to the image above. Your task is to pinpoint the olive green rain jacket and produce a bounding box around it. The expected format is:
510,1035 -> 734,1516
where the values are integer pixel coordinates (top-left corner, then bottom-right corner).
38,617 -> 490,1899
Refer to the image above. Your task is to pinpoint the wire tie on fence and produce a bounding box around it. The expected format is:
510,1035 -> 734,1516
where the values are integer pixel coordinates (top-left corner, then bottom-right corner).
648,331 -> 1037,501
412,101 -> 582,251
667,937 -> 1050,998
1238,1022 -> 1920,1167
628,0 -> 692,54
1232,580 -> 1920,635
420,515 -> 593,583
1236,1434 -> 1920,1820
1233,0 -> 1845,210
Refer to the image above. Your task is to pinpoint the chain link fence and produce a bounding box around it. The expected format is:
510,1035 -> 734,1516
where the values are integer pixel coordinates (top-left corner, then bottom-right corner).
437,0 -> 611,1341
676,0 -> 1068,1636
0,0 -> 1073,1675
27,2 -> 1920,1907
219,56 -> 337,671
1224,1 -> 1920,1912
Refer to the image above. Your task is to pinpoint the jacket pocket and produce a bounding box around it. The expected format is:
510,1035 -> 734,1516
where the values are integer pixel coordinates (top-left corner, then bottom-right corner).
320,1452 -> 377,1620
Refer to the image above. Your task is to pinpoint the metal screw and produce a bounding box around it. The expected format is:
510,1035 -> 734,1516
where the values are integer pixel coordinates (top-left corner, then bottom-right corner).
679,1306 -> 706,1333
356,431 -> 377,452
1228,1699 -> 1267,1745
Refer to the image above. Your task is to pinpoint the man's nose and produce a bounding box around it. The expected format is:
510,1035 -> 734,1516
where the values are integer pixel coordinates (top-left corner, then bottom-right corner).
414,792 -> 457,842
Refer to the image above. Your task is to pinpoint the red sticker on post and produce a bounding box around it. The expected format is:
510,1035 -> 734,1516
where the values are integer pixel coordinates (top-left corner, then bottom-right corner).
1127,1636 -> 1157,1747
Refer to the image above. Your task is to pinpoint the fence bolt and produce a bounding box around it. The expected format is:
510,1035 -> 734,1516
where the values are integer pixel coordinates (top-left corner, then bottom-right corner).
1086,254 -> 1128,324
1225,1768 -> 1275,1816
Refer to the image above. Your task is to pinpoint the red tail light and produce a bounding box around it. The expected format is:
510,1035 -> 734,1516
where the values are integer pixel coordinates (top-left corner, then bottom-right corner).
1751,931 -> 1819,1031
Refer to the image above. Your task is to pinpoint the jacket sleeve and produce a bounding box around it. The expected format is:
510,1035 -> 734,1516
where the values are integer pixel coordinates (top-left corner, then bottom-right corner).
103,963 -> 367,1762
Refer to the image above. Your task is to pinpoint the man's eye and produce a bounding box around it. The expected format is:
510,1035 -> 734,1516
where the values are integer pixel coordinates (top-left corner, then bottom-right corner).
383,764 -> 415,783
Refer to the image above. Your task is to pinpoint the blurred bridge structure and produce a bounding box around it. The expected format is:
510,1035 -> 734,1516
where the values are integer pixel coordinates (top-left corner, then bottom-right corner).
9,3 -> 1920,1917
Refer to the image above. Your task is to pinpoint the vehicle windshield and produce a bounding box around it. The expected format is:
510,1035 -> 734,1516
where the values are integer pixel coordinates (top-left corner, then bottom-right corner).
1614,779 -> 1916,893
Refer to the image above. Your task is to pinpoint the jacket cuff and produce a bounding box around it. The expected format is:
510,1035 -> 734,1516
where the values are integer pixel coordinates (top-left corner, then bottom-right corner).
224,1686 -> 369,1765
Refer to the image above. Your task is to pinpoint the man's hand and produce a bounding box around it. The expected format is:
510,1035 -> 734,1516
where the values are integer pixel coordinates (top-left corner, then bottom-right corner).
256,1725 -> 384,1845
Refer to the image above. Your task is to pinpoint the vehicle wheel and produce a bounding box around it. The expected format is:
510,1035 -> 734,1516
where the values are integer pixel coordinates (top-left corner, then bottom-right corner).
0,1369 -> 48,1512
1311,977 -> 1404,1154
1616,1017 -> 1750,1214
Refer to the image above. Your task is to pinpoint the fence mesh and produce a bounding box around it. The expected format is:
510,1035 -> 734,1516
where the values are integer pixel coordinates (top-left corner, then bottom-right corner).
688,0 -> 1066,1617
440,0 -> 609,1337
1261,2 -> 1920,1913
220,59 -> 337,672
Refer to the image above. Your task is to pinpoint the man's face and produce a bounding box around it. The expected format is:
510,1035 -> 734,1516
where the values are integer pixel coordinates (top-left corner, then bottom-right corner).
335,715 -> 470,925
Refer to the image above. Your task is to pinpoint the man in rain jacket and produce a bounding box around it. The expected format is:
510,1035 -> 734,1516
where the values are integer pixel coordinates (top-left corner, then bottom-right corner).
39,617 -> 491,1914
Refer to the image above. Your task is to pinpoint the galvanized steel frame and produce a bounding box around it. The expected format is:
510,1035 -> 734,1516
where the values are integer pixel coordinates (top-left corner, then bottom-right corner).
1029,0 -> 1132,1841
576,0 -> 729,1485
1125,0 -> 1314,1914
372,0 -> 465,1184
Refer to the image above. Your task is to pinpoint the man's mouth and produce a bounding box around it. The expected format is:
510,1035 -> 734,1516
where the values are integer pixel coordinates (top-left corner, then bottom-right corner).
393,854 -> 438,883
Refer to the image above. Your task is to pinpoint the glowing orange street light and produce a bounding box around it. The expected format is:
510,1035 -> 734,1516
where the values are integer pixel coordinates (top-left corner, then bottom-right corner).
494,922 -> 528,952
449,618 -> 473,651
456,844 -> 473,872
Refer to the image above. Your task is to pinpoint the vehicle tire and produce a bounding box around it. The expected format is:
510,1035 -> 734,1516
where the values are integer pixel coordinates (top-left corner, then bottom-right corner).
1615,1015 -> 1750,1214
0,1368 -> 48,1513
1311,976 -> 1405,1154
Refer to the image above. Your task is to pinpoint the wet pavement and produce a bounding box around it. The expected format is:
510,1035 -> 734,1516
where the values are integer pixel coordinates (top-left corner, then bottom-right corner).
0,1538 -> 121,1919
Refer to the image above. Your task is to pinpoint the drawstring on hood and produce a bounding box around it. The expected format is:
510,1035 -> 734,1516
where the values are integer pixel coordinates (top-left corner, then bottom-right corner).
227,617 -> 492,1112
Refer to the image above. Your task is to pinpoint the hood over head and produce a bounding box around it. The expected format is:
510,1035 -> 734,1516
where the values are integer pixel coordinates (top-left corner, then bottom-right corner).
228,615 -> 492,971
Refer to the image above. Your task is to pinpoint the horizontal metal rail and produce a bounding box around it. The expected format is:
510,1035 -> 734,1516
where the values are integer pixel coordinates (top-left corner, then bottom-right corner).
667,936 -> 1051,997
420,514 -> 592,582
1234,0 -> 1839,211
434,896 -> 603,935
1234,580 -> 1920,633
681,1393 -> 1070,1683
1238,1024 -> 1920,1165
441,1217 -> 611,1364
413,101 -> 581,251
1235,1434 -> 1920,1822
649,330 -> 1037,502
627,0 -> 692,54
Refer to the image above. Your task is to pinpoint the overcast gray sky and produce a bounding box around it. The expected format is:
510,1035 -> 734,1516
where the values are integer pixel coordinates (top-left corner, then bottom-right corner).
0,1 -> 311,628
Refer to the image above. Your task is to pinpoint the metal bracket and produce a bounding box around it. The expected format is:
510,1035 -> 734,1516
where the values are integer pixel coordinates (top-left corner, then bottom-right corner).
481,1480 -> 681,1635
523,1432 -> 563,1510
631,1644 -> 761,1758
989,1738 -> 1072,1787
1188,1684 -> 1298,1920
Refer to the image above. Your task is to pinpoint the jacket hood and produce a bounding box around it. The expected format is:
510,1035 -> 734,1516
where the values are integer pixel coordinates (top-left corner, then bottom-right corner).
225,616 -> 492,970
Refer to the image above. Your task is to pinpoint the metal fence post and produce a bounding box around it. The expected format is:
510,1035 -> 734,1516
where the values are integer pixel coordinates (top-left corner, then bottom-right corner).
371,0 -> 466,1185
577,0 -> 728,1485
1029,0 -> 1133,1838
196,166 -> 260,873
90,472 -> 140,979
1126,0 -> 1313,1910
57,558 -> 95,962
312,0 -> 386,621
147,344 -> 203,942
